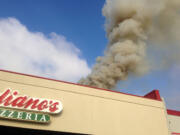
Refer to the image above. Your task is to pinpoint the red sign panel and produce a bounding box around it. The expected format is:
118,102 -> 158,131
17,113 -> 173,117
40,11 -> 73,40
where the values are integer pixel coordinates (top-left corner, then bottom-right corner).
0,89 -> 63,114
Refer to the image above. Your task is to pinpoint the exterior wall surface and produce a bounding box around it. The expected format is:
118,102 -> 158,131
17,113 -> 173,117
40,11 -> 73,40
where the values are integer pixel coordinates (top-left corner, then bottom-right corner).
0,70 -> 170,135
168,114 -> 180,134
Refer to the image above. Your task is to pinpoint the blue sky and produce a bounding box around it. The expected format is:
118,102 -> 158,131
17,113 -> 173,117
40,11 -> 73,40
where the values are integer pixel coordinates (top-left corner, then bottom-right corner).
0,0 -> 107,65
0,0 -> 179,110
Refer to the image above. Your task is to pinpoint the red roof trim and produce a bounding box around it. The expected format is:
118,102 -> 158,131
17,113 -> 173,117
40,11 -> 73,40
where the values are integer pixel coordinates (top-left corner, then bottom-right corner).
144,90 -> 162,101
167,109 -> 180,117
172,133 -> 180,135
0,69 -> 162,102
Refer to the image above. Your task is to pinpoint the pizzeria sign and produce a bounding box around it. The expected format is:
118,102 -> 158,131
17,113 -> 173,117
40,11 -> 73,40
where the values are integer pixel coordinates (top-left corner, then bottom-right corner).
0,88 -> 63,123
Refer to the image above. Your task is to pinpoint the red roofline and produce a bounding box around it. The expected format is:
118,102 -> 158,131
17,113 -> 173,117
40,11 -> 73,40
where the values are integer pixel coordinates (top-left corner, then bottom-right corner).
144,90 -> 162,101
167,109 -> 180,117
172,133 -> 180,135
0,69 -> 162,102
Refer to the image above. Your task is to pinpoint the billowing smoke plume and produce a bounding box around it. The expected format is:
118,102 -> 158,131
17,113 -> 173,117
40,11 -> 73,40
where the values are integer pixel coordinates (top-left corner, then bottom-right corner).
79,0 -> 180,89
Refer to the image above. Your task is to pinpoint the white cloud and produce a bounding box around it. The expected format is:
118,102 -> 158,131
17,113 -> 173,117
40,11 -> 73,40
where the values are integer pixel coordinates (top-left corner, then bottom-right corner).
0,17 -> 91,82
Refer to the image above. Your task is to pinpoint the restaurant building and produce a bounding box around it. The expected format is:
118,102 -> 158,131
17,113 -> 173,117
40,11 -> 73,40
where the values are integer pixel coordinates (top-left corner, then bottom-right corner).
0,69 -> 179,135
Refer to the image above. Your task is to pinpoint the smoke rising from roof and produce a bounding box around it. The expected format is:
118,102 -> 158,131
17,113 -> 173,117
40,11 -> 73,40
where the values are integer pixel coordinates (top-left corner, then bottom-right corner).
79,0 -> 180,89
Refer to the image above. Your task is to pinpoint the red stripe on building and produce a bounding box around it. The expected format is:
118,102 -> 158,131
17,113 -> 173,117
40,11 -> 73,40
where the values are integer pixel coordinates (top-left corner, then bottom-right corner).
172,133 -> 180,135
167,109 -> 180,117
0,69 -> 163,102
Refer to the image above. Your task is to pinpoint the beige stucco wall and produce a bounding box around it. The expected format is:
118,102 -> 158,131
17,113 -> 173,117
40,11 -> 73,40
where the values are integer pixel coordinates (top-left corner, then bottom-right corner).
168,115 -> 180,133
0,70 -> 170,135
